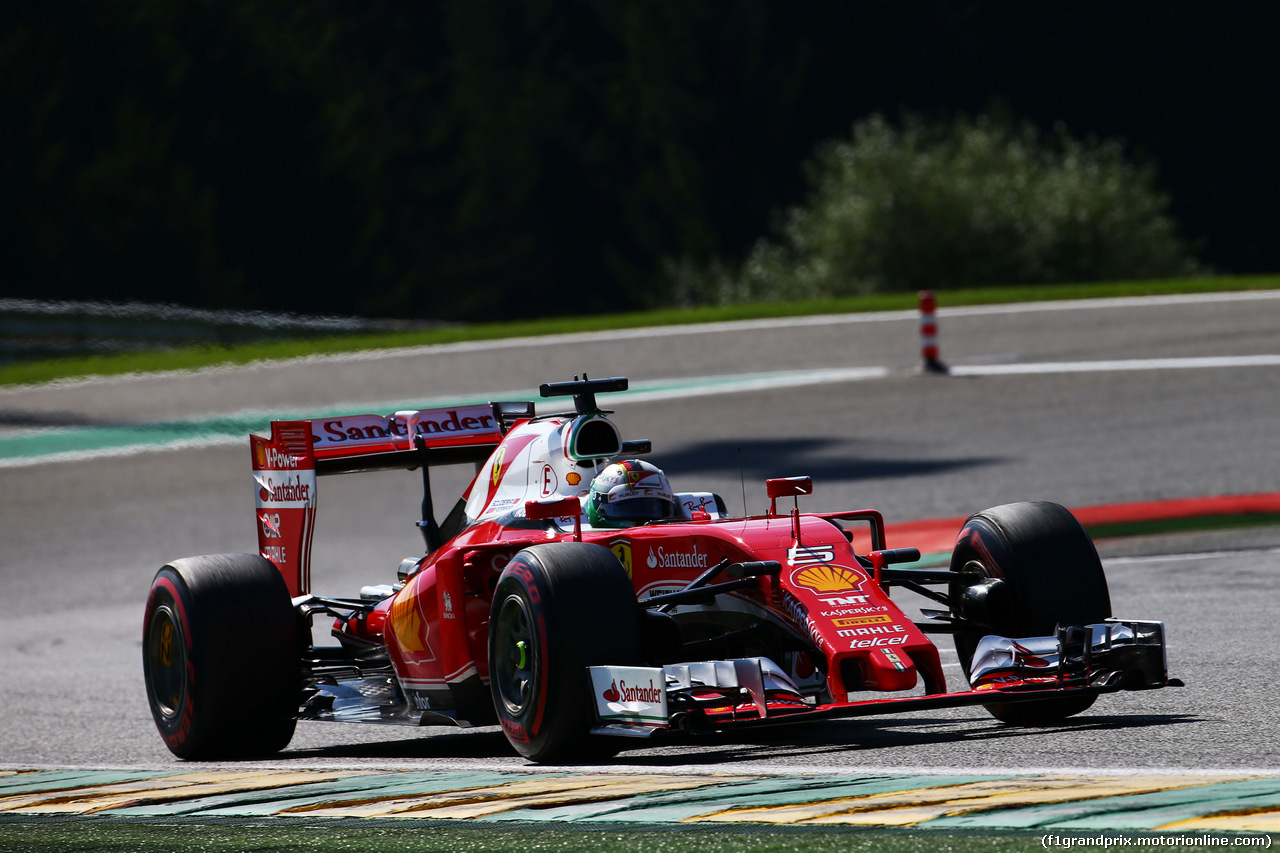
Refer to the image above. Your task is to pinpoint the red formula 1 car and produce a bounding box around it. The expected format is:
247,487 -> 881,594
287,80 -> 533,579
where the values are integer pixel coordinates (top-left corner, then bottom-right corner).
143,377 -> 1178,762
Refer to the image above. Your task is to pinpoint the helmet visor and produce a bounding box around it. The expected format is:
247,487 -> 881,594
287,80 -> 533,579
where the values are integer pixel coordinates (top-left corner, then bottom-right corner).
597,496 -> 674,522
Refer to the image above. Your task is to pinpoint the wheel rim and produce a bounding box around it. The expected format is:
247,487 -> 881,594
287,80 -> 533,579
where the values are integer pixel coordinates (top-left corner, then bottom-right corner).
953,560 -> 990,681
147,605 -> 187,720
493,593 -> 536,717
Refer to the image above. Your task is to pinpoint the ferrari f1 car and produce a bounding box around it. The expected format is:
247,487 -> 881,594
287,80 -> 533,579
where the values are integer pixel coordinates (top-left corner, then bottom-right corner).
143,376 -> 1178,762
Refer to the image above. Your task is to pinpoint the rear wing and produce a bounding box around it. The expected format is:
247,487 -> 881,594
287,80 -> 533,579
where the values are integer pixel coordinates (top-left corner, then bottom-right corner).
251,403 -> 523,595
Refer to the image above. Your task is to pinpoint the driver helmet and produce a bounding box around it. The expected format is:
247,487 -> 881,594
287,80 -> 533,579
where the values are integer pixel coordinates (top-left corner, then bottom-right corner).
586,459 -> 676,528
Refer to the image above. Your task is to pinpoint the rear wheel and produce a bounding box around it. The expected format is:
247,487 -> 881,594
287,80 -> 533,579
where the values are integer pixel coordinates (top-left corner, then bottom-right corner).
489,542 -> 641,762
949,501 -> 1111,724
143,554 -> 301,758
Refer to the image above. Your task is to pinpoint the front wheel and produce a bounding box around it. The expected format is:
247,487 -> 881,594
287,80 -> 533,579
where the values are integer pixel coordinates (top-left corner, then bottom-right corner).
949,501 -> 1111,725
489,542 -> 641,762
143,554 -> 301,758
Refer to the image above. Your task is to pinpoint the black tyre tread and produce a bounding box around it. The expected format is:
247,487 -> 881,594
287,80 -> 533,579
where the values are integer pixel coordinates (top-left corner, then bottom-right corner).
143,553 -> 300,759
489,542 -> 640,763
949,501 -> 1110,725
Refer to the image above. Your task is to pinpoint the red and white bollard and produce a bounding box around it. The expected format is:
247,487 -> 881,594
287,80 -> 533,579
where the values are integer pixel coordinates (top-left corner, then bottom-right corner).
919,290 -> 948,374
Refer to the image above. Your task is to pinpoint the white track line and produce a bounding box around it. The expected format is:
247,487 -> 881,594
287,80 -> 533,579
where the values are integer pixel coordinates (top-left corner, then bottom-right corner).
951,354 -> 1280,375
1105,546 -> 1280,565
2,355 -> 1276,468
5,290 -> 1276,393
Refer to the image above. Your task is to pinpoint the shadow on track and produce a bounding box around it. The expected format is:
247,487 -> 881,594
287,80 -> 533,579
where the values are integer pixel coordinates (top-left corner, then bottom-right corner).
0,410 -> 116,427
281,728 -> 514,762
609,713 -> 1202,767
268,712 -> 1198,767
657,438 -> 1002,483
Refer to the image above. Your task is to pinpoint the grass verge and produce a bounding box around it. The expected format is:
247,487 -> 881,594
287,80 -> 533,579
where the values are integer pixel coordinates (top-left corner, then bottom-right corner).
0,820 -> 1261,853
2,274 -> 1275,388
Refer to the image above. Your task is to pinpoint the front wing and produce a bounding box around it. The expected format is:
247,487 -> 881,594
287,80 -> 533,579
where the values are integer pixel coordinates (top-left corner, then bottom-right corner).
587,619 -> 1178,737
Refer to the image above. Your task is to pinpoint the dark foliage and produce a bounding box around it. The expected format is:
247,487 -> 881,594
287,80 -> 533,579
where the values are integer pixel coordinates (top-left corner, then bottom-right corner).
677,112 -> 1199,304
0,3 -> 1273,321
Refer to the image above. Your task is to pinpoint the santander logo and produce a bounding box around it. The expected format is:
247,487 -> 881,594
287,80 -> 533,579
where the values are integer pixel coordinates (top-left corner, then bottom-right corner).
602,679 -> 661,704
646,545 -> 709,569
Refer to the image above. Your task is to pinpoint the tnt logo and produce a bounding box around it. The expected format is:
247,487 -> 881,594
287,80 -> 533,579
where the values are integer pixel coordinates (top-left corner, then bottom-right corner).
820,595 -> 870,606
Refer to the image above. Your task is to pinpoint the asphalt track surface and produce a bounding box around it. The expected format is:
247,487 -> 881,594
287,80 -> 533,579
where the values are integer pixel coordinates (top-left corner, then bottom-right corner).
1,292 -> 1278,776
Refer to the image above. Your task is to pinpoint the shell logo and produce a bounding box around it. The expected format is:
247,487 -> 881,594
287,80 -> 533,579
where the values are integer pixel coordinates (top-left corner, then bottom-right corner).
791,564 -> 867,594
253,441 -> 267,468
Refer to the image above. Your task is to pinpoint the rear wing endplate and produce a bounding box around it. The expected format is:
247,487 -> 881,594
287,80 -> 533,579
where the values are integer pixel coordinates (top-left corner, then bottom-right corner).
251,403 -> 515,595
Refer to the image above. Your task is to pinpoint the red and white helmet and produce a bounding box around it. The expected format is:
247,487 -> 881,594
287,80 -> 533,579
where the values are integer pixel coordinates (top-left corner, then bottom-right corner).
586,460 -> 675,528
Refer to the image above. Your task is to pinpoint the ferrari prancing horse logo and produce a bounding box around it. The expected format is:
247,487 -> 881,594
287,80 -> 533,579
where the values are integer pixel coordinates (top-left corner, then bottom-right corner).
490,446 -> 507,486
609,540 -> 633,578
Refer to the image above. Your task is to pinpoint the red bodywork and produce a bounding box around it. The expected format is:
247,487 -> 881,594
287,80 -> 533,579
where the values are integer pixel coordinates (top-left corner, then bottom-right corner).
248,385 -> 1170,735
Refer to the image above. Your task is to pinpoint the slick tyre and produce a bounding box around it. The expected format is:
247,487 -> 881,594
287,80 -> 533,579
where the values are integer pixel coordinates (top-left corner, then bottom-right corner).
948,501 -> 1111,725
143,554 -> 301,759
489,542 -> 641,763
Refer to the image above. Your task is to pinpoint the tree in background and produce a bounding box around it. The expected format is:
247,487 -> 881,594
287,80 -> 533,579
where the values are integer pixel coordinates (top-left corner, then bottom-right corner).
0,1 -> 816,321
671,112 -> 1200,305
4,4 -> 1234,323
